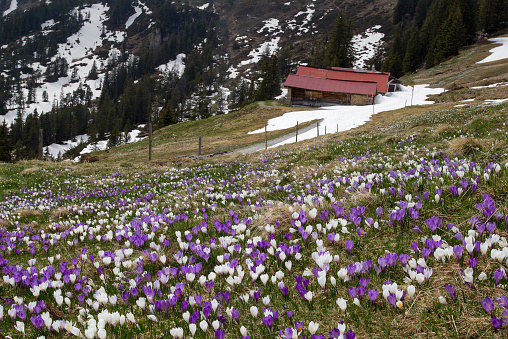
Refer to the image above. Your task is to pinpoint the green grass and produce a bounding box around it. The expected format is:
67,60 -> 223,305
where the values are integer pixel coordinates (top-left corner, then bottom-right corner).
2,37 -> 508,339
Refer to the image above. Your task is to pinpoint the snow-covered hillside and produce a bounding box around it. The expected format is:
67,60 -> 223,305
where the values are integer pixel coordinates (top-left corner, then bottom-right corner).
1,3 -> 124,126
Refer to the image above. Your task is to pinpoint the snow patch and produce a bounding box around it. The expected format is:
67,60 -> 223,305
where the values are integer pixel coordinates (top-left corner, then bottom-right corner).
45,135 -> 89,159
3,0 -> 17,17
249,85 -> 444,148
0,3 -> 123,126
477,37 -> 508,64
352,26 -> 384,69
287,3 -> 315,35
157,53 -> 186,77
471,82 -> 508,89
125,6 -> 142,29
41,19 -> 56,30
258,19 -> 282,35
239,37 -> 280,67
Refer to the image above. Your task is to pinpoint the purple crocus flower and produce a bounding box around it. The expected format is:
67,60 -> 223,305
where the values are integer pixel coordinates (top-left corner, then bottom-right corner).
492,316 -> 503,329
345,240 -> 354,255
425,216 -> 442,233
356,286 -> 366,300
444,284 -> 455,301
387,294 -> 397,308
205,280 -> 215,294
294,320 -> 304,333
453,245 -> 463,262
215,329 -> 225,339
359,278 -> 369,288
399,254 -> 409,266
497,295 -> 508,309
486,222 -> 497,234
329,327 -> 341,338
368,289 -> 379,306
202,301 -> 212,319
481,297 -> 495,315
280,327 -> 293,339
469,257 -> 477,269
411,241 -> 419,255
31,314 -> 44,330
262,315 -> 273,329
422,248 -> 432,261
348,287 -> 357,299
286,310 -> 293,320
412,226 -> 424,234
376,207 -> 383,219
494,269 -> 505,286
231,308 -> 241,321
346,330 -> 356,339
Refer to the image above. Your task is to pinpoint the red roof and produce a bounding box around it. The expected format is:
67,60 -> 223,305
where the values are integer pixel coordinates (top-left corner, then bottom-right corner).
284,74 -> 378,96
296,66 -> 390,93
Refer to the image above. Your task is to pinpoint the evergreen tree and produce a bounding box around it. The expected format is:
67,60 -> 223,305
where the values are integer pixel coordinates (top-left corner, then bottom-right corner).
158,104 -> 178,127
70,67 -> 79,83
403,26 -> 422,73
255,53 -> 281,101
382,24 -> 406,77
323,12 -> 355,68
194,77 -> 211,119
0,120 -> 12,162
479,0 -> 508,33
88,60 -> 98,80
215,87 -> 227,115
107,127 -> 120,148
393,0 -> 419,24
429,2 -> 466,66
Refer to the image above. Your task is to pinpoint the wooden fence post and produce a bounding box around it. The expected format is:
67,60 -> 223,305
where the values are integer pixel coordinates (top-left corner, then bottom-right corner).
265,123 -> 267,150
148,123 -> 152,161
296,121 -> 298,142
198,136 -> 202,156
39,128 -> 43,160
317,121 -> 319,137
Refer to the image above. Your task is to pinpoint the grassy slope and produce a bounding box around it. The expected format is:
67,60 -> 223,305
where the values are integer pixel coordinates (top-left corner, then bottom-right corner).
88,102 -> 317,166
1,36 -> 508,339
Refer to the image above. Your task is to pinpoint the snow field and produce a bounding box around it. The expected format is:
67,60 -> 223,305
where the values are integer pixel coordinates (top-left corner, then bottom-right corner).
250,85 -> 445,148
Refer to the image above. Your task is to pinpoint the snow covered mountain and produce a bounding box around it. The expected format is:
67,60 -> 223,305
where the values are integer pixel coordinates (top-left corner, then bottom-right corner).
0,0 -> 396,159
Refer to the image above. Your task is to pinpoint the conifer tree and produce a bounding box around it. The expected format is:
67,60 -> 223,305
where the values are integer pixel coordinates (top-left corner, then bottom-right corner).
479,0 -> 507,33
88,60 -> 98,80
324,12 -> 355,68
382,24 -> 405,77
0,120 -> 12,162
158,104 -> 178,127
403,26 -> 422,73
430,2 -> 465,66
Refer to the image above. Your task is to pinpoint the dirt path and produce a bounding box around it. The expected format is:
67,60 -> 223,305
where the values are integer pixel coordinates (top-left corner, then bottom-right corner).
234,119 -> 322,154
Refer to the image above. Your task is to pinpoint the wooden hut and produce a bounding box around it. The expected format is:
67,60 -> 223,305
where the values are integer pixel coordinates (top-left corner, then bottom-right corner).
284,66 -> 401,107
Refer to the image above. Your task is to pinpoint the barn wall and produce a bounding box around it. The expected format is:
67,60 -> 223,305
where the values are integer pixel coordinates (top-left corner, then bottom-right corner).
351,94 -> 372,105
289,87 -> 372,106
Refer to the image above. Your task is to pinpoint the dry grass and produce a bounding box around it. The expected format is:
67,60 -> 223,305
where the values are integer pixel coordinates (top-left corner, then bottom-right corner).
52,207 -> 70,218
446,137 -> 484,157
15,209 -> 41,219
93,103 -> 312,166
19,167 -> 40,175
